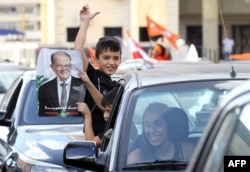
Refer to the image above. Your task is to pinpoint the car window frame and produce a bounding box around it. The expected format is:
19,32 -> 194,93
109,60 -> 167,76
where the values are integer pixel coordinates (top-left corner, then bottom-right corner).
100,82 -> 125,151
0,77 -> 23,120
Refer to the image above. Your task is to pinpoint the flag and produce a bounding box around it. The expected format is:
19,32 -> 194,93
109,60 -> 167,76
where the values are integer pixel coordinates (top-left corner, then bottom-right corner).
87,46 -> 98,68
127,30 -> 158,64
146,16 -> 179,49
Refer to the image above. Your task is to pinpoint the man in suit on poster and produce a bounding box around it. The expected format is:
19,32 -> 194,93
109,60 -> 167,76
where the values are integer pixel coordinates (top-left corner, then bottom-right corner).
38,51 -> 85,116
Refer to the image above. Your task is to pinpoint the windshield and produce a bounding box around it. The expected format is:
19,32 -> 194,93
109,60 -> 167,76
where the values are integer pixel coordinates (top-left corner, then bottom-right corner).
124,79 -> 245,170
21,80 -> 83,125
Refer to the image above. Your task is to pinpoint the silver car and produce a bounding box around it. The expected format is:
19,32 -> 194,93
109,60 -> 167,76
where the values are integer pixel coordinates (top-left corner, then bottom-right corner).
64,62 -> 250,171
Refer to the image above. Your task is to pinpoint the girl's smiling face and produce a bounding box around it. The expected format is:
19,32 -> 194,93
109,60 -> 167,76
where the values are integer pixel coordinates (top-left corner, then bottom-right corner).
143,112 -> 168,146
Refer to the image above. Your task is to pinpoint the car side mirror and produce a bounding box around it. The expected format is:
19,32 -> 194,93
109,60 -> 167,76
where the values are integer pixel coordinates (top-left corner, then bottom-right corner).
63,141 -> 104,171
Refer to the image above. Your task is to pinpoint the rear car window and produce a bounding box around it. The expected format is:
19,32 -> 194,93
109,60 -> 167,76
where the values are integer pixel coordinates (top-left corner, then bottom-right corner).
22,81 -> 83,125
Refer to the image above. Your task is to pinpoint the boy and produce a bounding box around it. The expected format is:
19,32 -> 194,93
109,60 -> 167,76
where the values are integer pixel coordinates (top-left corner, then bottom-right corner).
75,4 -> 122,136
77,86 -> 119,145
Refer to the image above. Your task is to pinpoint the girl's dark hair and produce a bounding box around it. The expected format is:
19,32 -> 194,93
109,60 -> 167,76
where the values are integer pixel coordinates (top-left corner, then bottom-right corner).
95,36 -> 122,59
161,107 -> 189,141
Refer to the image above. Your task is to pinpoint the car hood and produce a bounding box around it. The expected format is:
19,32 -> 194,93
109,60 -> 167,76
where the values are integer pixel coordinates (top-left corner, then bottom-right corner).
13,124 -> 84,166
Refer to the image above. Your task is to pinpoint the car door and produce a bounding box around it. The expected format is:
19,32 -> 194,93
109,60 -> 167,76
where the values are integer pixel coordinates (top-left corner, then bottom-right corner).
100,83 -> 124,151
188,90 -> 250,172
0,77 -> 23,170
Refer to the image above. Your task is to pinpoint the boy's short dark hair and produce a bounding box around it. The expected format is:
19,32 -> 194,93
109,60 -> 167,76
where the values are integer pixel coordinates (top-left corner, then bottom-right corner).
95,36 -> 122,59
101,86 -> 119,107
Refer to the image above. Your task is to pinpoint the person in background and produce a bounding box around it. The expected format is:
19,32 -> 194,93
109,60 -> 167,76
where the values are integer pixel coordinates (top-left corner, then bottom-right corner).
127,104 -> 194,164
38,51 -> 84,117
75,4 -> 122,136
151,43 -> 171,61
222,34 -> 235,61
77,86 -> 119,145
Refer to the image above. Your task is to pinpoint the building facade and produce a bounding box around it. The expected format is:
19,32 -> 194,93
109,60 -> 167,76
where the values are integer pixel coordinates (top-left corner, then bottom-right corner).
0,0 -> 250,65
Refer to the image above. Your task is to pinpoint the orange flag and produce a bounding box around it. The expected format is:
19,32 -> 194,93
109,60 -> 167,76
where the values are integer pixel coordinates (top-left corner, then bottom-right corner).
87,46 -> 98,68
146,16 -> 179,49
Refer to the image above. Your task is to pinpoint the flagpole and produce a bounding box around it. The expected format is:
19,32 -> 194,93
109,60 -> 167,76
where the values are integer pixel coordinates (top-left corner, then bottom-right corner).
148,38 -> 154,57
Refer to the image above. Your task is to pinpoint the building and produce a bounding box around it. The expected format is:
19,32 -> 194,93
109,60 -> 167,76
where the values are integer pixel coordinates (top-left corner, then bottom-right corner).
0,0 -> 249,65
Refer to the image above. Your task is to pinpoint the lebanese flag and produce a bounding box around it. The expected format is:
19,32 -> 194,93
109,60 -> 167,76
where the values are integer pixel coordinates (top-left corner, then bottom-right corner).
127,30 -> 158,64
146,16 -> 179,49
87,46 -> 99,68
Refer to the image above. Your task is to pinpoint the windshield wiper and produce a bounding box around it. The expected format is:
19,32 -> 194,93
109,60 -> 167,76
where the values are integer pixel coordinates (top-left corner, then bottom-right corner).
123,159 -> 188,171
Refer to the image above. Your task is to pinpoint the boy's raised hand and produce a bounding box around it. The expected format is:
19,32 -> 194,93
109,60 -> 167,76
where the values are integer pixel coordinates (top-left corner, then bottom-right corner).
80,4 -> 100,22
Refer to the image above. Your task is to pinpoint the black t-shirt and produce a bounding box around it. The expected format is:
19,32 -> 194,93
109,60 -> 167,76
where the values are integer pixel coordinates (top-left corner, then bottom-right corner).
85,63 -> 116,135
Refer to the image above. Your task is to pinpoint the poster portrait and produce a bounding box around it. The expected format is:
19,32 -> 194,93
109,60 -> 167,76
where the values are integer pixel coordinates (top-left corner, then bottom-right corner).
36,48 -> 85,117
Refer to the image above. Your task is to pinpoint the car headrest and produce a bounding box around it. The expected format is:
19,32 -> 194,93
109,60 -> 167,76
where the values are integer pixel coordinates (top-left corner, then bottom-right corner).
161,107 -> 189,141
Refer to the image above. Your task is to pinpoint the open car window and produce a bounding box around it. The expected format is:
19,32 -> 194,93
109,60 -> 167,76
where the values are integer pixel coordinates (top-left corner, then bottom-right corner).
123,80 -> 246,166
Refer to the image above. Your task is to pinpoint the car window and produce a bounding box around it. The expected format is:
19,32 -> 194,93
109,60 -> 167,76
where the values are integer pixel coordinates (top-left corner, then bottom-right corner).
0,76 -> 23,119
100,83 -> 124,151
21,81 -> 83,125
123,80 -> 245,167
130,81 -> 232,135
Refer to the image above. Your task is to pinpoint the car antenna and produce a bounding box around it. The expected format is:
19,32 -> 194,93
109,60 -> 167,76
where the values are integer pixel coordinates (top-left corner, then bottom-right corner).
220,6 -> 235,77
230,66 -> 236,78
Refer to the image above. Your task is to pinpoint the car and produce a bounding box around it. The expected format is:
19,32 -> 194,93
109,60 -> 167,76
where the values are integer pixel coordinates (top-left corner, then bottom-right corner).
0,61 -> 32,101
117,59 -> 151,72
0,70 -> 85,171
187,80 -> 250,172
63,62 -> 250,171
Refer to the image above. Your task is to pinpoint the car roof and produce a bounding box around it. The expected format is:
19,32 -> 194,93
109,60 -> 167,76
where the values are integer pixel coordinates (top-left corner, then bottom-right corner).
122,62 -> 250,88
23,62 -> 250,86
0,61 -> 33,70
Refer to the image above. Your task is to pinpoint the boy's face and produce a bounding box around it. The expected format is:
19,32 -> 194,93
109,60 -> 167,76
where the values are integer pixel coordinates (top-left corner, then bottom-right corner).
103,104 -> 112,121
97,49 -> 121,76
